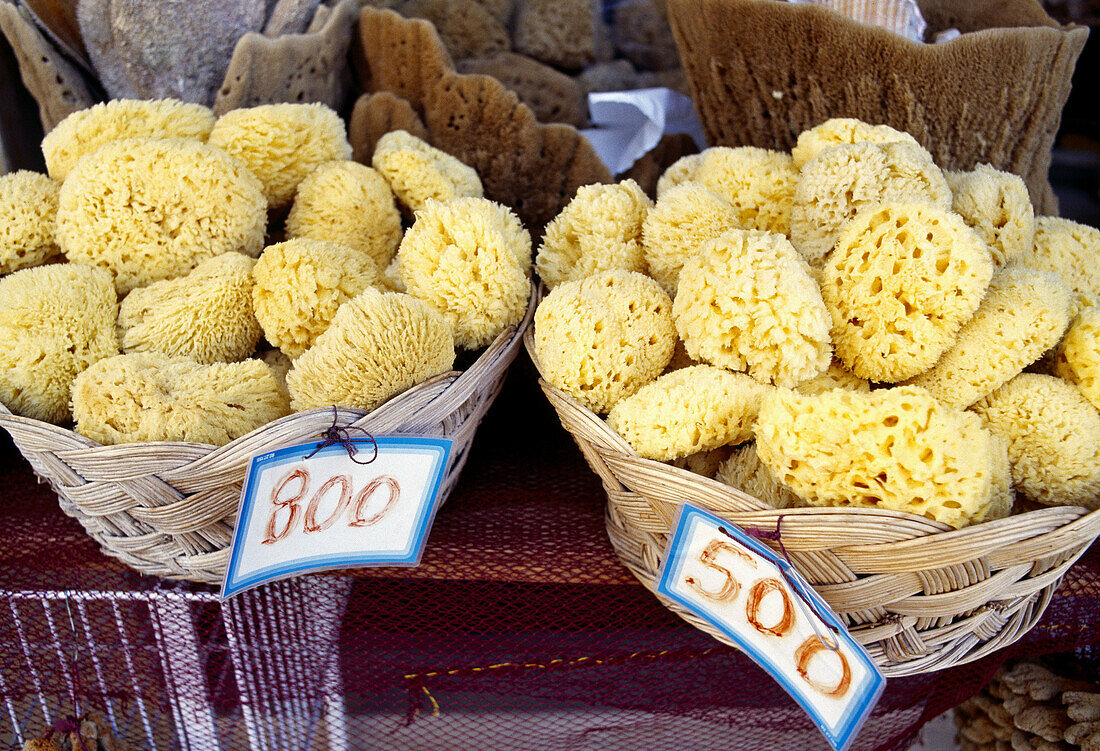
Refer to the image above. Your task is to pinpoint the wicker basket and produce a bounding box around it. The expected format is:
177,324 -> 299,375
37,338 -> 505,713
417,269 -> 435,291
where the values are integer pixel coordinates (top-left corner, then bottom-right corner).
0,286 -> 536,585
524,330 -> 1100,676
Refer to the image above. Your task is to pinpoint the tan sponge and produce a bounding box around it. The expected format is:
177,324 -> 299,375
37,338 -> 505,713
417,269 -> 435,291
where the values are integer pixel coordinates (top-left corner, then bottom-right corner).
0,170 -> 61,274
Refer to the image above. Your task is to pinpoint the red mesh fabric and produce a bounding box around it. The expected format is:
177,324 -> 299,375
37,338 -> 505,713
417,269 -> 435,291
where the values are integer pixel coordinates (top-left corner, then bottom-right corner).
1,359 -> 1099,750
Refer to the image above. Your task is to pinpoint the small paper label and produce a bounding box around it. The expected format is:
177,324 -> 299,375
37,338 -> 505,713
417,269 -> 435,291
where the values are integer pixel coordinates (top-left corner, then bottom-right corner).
221,436 -> 452,599
657,504 -> 885,751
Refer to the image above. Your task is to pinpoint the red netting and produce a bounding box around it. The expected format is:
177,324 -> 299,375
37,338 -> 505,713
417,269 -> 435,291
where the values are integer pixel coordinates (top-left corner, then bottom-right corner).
2,359 -> 1099,751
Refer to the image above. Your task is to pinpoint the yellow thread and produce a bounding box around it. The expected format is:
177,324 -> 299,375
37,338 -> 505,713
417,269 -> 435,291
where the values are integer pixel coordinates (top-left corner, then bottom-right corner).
422,685 -> 440,717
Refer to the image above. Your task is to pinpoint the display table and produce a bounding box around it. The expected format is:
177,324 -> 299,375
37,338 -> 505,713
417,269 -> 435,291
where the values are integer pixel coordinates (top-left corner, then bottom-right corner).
2,359 -> 1099,751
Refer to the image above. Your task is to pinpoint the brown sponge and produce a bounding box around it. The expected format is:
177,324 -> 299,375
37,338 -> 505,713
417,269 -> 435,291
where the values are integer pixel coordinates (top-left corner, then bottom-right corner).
400,0 -> 510,61
348,91 -> 430,164
457,53 -> 586,128
512,0 -> 596,71
353,7 -> 455,114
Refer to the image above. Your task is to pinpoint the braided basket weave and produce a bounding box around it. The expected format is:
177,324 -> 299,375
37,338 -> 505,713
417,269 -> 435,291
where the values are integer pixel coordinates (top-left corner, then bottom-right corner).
0,286 -> 536,585
525,330 -> 1100,676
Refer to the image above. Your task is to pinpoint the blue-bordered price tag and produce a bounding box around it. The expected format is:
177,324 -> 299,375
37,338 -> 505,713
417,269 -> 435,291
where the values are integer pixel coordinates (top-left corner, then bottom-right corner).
221,436 -> 452,599
657,503 -> 886,751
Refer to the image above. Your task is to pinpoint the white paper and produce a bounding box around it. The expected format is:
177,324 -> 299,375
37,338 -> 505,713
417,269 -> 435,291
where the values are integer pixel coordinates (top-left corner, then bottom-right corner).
580,88 -> 708,176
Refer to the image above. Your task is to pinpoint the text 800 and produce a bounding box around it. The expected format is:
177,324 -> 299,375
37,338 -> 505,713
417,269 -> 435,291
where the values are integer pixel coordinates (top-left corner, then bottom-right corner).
262,466 -> 401,544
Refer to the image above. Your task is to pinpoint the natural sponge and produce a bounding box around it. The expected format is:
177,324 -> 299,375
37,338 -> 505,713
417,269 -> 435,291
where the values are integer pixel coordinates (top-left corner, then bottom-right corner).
791,141 -> 952,268
371,129 -> 484,212
286,288 -> 456,412
692,146 -> 798,235
795,360 -> 870,396
0,264 -> 118,423
512,0 -> 595,70
118,253 -> 262,364
285,160 -> 402,272
606,365 -> 767,461
534,270 -> 676,414
755,386 -> 1006,528
823,203 -> 994,382
908,267 -> 1071,408
674,229 -> 832,388
71,353 -> 290,446
399,197 -> 531,349
535,180 -> 652,288
1053,306 -> 1100,411
655,153 -> 703,197
945,164 -> 1035,269
716,443 -> 804,510
972,374 -> 1100,509
252,238 -> 380,359
207,103 -> 352,208
41,99 -> 215,182
641,183 -> 739,297
401,0 -> 510,60
790,118 -> 921,169
0,170 -> 61,274
1020,216 -> 1100,300
56,138 -> 267,295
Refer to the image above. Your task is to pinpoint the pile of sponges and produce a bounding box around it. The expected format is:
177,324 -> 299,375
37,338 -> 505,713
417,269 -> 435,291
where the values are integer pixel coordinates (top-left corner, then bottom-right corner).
533,117 -> 1100,528
0,98 -> 531,446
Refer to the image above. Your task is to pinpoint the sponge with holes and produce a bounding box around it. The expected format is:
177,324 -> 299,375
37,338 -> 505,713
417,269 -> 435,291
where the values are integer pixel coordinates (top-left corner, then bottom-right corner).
372,129 -> 483,212
754,386 -> 1006,528
1019,216 -> 1100,301
908,267 -> 1071,407
536,180 -> 652,289
399,197 -> 531,349
945,164 -> 1035,269
72,353 -> 290,446
656,153 -> 703,197
0,170 -> 61,274
693,146 -> 798,235
606,365 -> 768,461
972,373 -> 1100,509
674,229 -> 832,388
791,141 -> 952,268
795,360 -> 870,396
1053,306 -> 1100,411
716,443 -> 805,510
534,270 -> 676,414
791,118 -> 921,169
822,202 -> 994,382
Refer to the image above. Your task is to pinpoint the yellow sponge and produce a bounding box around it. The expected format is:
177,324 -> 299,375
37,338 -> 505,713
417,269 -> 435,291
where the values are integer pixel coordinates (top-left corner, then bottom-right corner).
674,229 -> 832,388
0,264 -> 118,423
606,365 -> 767,461
945,164 -> 1034,269
822,202 -> 994,382
693,146 -> 798,235
908,267 -> 1071,408
791,118 -> 922,169
536,180 -> 652,288
794,360 -> 870,396
791,141 -> 951,268
372,129 -> 483,212
285,160 -> 402,272
71,353 -> 290,446
42,98 -> 214,181
57,138 -> 267,295
118,253 -> 262,364
655,153 -> 703,198
716,443 -> 804,510
286,289 -> 455,412
642,182 -> 740,297
252,238 -> 380,359
755,386 -> 1006,528
1053,306 -> 1100,412
534,270 -> 676,414
1020,216 -> 1100,300
208,103 -> 352,209
972,373 -> 1100,509
0,171 -> 61,274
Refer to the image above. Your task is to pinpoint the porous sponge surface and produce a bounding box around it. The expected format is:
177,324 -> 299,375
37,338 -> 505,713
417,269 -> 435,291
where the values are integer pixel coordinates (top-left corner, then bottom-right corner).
606,365 -> 767,461
693,146 -> 798,235
285,160 -> 402,271
71,353 -> 290,446
790,140 -> 951,268
42,98 -> 215,181
907,267 -> 1071,408
372,129 -> 483,212
754,386 -> 1003,528
673,229 -> 832,388
794,360 -> 870,396
1054,306 -> 1100,411
0,170 -> 61,274
118,253 -> 262,364
791,118 -> 921,169
252,238 -> 379,359
822,202 -> 994,383
0,264 -> 118,423
207,103 -> 352,208
536,180 -> 651,289
716,443 -> 804,510
534,270 -> 676,414
972,373 -> 1100,509
655,153 -> 703,198
286,288 -> 456,412
400,197 -> 531,350
1020,216 -> 1100,300
56,138 -> 267,295
945,164 -> 1034,269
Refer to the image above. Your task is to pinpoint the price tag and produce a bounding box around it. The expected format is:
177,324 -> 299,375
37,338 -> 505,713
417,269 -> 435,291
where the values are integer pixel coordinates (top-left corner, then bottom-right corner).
657,504 -> 885,751
221,436 -> 452,599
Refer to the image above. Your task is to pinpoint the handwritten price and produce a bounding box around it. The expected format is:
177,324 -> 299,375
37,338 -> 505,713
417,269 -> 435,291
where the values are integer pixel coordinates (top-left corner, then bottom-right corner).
686,538 -> 851,698
262,466 -> 402,545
